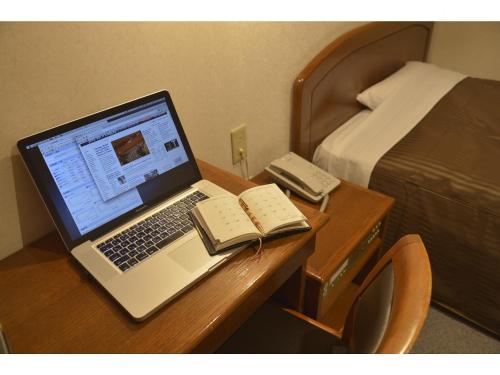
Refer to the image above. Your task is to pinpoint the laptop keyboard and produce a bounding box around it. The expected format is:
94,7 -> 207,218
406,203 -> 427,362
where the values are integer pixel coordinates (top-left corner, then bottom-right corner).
96,191 -> 208,272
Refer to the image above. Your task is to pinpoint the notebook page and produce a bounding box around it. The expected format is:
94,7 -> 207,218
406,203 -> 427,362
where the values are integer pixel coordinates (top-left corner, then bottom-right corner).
239,184 -> 306,235
195,195 -> 261,243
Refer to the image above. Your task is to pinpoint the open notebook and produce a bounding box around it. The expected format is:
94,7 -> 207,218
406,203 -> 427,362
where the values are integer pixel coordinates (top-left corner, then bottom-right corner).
189,183 -> 311,255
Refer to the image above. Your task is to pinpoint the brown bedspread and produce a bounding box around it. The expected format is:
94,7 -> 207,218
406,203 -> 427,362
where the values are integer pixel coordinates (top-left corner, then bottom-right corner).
370,77 -> 500,336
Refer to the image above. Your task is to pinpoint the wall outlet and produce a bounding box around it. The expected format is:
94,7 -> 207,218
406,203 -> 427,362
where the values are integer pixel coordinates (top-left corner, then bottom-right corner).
231,124 -> 247,164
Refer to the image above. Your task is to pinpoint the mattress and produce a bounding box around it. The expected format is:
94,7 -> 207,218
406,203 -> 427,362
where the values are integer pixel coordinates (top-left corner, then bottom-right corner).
370,77 -> 500,335
315,77 -> 500,335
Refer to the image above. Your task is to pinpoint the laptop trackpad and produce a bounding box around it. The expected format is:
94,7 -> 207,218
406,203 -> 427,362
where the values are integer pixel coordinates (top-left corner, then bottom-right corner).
168,237 -> 211,273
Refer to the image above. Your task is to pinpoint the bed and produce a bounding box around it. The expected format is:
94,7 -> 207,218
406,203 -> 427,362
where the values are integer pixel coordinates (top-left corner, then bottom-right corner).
291,22 -> 500,336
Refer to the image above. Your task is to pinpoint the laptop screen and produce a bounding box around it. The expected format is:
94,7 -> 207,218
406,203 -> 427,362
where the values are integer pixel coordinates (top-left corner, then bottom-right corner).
18,91 -> 201,248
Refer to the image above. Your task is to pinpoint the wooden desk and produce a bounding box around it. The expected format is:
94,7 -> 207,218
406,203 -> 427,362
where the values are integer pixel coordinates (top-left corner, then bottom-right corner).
0,160 -> 327,353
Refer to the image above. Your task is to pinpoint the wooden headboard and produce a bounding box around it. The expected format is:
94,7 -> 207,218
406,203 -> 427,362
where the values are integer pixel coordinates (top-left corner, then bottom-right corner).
291,22 -> 434,161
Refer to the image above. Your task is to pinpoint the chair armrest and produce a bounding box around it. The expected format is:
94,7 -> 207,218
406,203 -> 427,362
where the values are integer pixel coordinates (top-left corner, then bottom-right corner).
281,308 -> 343,339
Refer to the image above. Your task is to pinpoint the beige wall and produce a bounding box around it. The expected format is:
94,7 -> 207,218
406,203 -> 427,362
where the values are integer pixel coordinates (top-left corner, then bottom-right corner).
0,22 -> 364,259
429,22 -> 500,80
3,21 -> 499,260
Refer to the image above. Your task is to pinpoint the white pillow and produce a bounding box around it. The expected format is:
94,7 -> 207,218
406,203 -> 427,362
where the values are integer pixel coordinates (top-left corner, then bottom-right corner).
356,61 -> 432,110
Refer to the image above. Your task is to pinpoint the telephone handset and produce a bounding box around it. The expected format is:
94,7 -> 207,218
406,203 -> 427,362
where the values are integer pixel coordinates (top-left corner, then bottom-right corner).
265,152 -> 340,203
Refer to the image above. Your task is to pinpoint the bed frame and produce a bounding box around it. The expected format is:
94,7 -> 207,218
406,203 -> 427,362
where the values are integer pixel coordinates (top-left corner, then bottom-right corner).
291,22 -> 434,161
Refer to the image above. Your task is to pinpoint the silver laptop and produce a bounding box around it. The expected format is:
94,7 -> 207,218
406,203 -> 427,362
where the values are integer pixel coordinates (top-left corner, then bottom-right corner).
18,91 -> 239,321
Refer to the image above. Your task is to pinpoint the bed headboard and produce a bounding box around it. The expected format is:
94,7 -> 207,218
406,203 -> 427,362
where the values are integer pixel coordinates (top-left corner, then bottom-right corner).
291,22 -> 434,161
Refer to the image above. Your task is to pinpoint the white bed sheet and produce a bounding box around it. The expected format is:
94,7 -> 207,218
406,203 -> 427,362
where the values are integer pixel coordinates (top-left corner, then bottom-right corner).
313,64 -> 466,187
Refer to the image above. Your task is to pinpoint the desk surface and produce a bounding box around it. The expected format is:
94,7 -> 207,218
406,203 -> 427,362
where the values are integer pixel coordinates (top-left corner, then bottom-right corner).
0,160 -> 328,353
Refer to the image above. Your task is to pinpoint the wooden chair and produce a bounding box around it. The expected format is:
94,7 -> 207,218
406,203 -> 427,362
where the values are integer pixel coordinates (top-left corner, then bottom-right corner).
216,234 -> 432,354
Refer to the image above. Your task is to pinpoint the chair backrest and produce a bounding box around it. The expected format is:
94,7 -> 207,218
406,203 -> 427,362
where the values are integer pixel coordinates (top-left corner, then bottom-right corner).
0,323 -> 12,354
342,234 -> 432,353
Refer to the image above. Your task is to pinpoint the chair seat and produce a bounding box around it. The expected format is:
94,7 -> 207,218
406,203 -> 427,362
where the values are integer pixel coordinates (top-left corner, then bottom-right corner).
216,301 -> 347,354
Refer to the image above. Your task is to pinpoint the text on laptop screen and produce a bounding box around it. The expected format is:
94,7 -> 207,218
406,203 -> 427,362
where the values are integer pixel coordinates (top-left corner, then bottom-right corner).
24,97 -> 193,240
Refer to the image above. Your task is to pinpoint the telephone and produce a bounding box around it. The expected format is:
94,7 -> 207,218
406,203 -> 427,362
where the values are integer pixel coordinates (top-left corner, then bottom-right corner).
265,152 -> 340,203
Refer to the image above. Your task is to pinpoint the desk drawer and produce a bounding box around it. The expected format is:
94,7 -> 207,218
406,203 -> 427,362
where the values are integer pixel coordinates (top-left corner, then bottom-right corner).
304,220 -> 382,319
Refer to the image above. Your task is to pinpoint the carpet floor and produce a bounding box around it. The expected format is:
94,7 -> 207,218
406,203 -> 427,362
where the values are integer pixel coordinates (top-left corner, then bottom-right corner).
411,305 -> 500,354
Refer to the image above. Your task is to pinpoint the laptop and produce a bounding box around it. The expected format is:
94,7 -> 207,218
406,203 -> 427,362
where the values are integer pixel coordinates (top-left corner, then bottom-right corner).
17,90 -> 241,321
